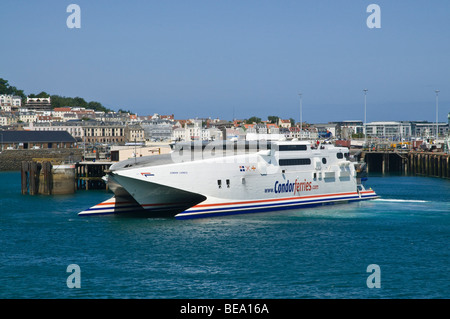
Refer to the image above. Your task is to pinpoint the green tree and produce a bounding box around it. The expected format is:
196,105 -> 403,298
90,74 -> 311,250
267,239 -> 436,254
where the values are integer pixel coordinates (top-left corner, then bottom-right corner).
0,78 -> 26,100
268,116 -> 279,124
36,91 -> 50,98
245,116 -> 261,124
0,77 -> 114,113
118,109 -> 135,115
289,118 -> 296,126
73,96 -> 87,107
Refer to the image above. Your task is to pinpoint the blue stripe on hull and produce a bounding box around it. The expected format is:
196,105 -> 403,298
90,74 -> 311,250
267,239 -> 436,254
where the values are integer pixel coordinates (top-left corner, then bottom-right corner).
80,194 -> 378,219
175,195 -> 378,220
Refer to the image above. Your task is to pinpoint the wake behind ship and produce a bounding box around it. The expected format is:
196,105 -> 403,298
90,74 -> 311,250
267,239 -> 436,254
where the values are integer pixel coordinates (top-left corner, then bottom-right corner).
79,140 -> 378,219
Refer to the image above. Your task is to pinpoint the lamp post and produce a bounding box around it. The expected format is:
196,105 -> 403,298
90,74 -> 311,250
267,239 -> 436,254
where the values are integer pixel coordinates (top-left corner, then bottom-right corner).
435,90 -> 439,139
298,93 -> 302,140
363,89 -> 368,148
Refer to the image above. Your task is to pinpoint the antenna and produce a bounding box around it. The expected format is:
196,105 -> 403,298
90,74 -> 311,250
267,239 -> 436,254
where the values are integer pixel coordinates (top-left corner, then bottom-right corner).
298,93 -> 302,140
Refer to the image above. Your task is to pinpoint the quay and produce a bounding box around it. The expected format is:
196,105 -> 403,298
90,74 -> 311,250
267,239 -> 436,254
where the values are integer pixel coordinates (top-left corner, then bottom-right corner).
361,150 -> 449,178
19,143 -> 449,196
21,160 -> 112,195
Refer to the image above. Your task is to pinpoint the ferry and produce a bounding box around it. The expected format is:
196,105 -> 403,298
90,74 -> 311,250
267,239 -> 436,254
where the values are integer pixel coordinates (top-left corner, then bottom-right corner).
78,140 -> 378,219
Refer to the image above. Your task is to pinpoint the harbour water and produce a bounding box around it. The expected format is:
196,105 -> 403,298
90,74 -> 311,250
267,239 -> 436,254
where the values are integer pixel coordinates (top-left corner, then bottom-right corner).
0,171 -> 448,299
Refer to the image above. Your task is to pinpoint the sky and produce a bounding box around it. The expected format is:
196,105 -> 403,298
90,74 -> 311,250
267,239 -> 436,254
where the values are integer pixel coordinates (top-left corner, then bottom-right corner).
1,0 -> 449,124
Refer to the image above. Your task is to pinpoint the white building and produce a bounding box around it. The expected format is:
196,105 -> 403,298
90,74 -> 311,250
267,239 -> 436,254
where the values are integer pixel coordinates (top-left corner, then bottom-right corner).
414,122 -> 448,138
365,121 -> 448,139
365,121 -> 403,138
0,115 -> 8,126
287,127 -> 318,140
19,112 -> 38,123
171,120 -> 223,142
0,94 -> 21,111
202,127 -> 223,141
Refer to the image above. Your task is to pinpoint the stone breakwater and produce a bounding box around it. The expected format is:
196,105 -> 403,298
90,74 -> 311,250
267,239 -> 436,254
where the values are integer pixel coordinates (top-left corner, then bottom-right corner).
0,149 -> 83,171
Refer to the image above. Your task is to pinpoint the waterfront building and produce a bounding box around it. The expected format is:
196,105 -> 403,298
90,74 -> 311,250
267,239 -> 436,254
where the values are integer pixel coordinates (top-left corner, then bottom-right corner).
328,120 -> 364,139
26,121 -> 85,141
0,130 -> 76,150
365,121 -> 448,139
365,121 -> 407,139
413,122 -> 448,138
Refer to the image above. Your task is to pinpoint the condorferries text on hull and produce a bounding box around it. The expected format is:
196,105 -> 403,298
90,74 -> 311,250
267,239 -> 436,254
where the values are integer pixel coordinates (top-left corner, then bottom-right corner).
79,140 -> 378,219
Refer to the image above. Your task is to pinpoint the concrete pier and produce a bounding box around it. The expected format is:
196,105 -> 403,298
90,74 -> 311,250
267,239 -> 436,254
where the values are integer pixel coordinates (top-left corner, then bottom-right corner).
21,161 -> 77,195
51,164 -> 77,194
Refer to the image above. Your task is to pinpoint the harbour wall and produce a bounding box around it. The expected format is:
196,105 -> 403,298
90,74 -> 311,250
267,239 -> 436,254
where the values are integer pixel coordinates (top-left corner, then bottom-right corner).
20,160 -> 112,195
362,151 -> 449,178
0,149 -> 83,171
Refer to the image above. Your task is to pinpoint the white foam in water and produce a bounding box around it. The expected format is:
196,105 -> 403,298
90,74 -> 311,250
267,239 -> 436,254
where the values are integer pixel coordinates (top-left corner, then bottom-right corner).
375,199 -> 428,203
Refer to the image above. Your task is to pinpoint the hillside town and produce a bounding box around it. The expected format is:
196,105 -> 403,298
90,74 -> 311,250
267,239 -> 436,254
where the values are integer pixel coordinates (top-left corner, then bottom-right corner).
1,93 -> 449,155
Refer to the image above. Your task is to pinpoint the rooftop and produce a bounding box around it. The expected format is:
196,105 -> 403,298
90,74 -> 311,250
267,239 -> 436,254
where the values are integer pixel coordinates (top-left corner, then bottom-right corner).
0,130 -> 76,143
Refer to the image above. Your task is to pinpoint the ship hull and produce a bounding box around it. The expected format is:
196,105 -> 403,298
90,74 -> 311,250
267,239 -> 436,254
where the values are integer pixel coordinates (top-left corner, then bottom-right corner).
79,173 -> 207,217
176,189 -> 378,219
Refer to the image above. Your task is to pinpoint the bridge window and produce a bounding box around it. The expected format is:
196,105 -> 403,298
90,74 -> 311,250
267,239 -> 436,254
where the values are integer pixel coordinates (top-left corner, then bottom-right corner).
279,158 -> 311,166
337,153 -> 343,159
278,144 -> 307,151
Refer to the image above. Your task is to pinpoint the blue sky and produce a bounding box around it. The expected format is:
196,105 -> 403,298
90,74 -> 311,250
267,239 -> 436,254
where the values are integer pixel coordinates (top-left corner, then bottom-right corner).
1,0 -> 449,123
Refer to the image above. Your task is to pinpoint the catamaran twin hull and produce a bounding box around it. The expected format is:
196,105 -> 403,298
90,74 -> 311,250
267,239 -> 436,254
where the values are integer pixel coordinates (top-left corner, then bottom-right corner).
79,141 -> 378,219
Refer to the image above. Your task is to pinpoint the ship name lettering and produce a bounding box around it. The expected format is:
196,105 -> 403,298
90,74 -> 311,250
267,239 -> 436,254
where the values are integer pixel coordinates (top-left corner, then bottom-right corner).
274,179 -> 312,194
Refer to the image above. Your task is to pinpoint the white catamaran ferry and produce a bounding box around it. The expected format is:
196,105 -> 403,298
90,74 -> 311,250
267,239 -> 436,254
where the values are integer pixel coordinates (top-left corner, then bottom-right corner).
79,140 -> 378,219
